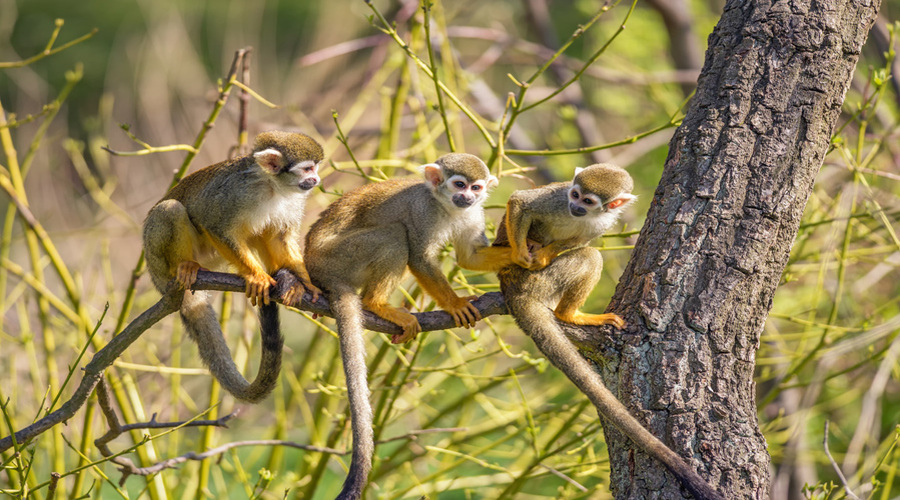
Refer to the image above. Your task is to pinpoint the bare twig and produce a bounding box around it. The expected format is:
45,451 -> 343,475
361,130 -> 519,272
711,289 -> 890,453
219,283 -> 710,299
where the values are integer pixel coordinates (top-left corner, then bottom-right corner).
298,35 -> 383,66
96,383 -> 466,484
538,463 -> 588,492
376,427 -> 467,445
101,143 -> 198,156
523,0 -> 609,164
0,20 -> 98,69
46,472 -> 61,498
93,378 -> 238,484
842,332 -> 900,476
106,440 -> 347,480
823,421 -> 860,500
300,25 -> 700,86
238,48 -> 252,156
422,2 -> 456,151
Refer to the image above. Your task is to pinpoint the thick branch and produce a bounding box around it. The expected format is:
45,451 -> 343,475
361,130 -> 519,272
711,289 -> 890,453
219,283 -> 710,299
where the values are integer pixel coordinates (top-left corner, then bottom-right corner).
262,269 -> 511,335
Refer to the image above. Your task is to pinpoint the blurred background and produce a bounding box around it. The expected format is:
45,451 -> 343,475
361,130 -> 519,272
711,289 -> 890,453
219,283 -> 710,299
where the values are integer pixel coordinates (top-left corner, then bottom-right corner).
1,0 -> 899,498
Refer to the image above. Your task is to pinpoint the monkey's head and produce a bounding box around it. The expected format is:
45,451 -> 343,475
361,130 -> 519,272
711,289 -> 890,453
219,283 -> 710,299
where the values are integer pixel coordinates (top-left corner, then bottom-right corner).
253,131 -> 324,191
568,163 -> 636,218
422,153 -> 498,209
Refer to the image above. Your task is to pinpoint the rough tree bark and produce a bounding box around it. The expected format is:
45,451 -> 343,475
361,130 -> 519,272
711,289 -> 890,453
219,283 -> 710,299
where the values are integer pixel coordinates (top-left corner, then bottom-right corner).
596,0 -> 881,498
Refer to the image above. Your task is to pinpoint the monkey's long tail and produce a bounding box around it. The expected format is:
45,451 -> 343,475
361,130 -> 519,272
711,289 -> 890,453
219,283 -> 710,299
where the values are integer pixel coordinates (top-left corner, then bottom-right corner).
330,289 -> 373,500
180,291 -> 282,403
505,296 -> 724,500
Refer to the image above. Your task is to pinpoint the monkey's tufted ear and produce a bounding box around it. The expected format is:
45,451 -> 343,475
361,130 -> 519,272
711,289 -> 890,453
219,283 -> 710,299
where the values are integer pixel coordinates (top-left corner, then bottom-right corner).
486,175 -> 498,189
254,148 -> 285,172
420,163 -> 444,188
573,166 -> 585,179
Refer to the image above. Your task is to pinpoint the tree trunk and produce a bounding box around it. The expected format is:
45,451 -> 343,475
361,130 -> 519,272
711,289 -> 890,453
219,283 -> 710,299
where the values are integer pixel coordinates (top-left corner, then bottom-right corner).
600,0 -> 880,497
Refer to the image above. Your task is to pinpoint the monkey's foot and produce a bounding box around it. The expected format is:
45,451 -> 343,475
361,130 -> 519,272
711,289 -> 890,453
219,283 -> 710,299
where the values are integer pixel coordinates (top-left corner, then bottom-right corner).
303,281 -> 323,303
388,311 -> 421,344
244,272 -> 277,307
442,295 -> 482,329
367,303 -> 421,344
282,279 -> 321,307
526,248 -> 559,271
512,248 -> 533,269
280,282 -> 301,307
175,261 -> 202,289
555,311 -> 625,328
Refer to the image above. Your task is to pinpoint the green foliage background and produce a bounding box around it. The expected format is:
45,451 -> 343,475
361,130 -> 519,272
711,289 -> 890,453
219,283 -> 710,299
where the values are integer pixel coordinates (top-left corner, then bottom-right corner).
1,0 -> 900,498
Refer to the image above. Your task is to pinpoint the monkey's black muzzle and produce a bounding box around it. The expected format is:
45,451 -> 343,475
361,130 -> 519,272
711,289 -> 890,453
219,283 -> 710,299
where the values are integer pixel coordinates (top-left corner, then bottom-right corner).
569,203 -> 587,217
453,194 -> 475,208
299,178 -> 320,191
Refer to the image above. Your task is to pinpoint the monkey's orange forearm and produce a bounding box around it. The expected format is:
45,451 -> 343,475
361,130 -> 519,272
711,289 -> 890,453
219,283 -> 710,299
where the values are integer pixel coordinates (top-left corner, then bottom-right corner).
458,245 -> 515,272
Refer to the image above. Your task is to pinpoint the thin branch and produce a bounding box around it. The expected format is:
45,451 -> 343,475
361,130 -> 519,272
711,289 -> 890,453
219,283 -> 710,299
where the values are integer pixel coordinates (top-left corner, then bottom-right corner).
231,80 -> 279,109
46,472 -> 61,499
376,427 -> 467,445
823,421 -> 860,500
0,21 -> 98,69
0,104 -> 58,131
93,378 -> 238,484
520,0 -> 639,112
505,117 -> 681,156
365,0 -> 497,148
101,144 -> 198,157
422,1 -> 456,151
523,0 -> 609,164
298,25 -> 701,86
538,463 -> 588,492
298,35 -> 383,66
97,376 -> 466,483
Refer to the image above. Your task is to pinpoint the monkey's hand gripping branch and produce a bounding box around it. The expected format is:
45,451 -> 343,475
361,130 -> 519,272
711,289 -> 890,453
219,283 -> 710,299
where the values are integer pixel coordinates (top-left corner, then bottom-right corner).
0,269 -> 518,453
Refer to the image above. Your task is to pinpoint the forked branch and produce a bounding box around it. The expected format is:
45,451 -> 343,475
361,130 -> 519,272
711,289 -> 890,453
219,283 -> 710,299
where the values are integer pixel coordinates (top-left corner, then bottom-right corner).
0,269 -> 514,453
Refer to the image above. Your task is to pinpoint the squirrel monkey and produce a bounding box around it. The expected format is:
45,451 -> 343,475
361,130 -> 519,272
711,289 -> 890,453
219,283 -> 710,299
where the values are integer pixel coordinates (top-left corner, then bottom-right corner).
142,130 -> 323,403
494,164 -> 723,500
304,153 -> 511,499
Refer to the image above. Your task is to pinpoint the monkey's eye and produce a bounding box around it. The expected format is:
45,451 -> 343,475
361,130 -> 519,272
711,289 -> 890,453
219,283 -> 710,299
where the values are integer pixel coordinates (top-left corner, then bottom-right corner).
571,191 -> 580,200
471,184 -> 482,191
454,181 -> 466,189
583,198 -> 594,205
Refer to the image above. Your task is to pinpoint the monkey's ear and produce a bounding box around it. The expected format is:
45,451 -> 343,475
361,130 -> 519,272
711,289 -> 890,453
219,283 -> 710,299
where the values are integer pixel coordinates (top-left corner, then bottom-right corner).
420,163 -> 444,188
607,193 -> 637,209
486,175 -> 498,189
254,148 -> 285,172
573,166 -> 585,179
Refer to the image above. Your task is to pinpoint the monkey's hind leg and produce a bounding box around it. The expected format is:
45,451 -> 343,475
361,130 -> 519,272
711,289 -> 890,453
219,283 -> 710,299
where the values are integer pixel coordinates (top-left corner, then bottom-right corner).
143,199 -> 202,292
362,274 -> 420,344
547,248 -> 626,328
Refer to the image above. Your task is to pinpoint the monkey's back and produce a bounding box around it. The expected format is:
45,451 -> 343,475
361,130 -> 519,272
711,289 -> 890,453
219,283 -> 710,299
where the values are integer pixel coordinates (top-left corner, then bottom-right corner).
306,178 -> 446,251
159,157 -> 282,235
305,177 -> 444,291
162,158 -> 243,204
